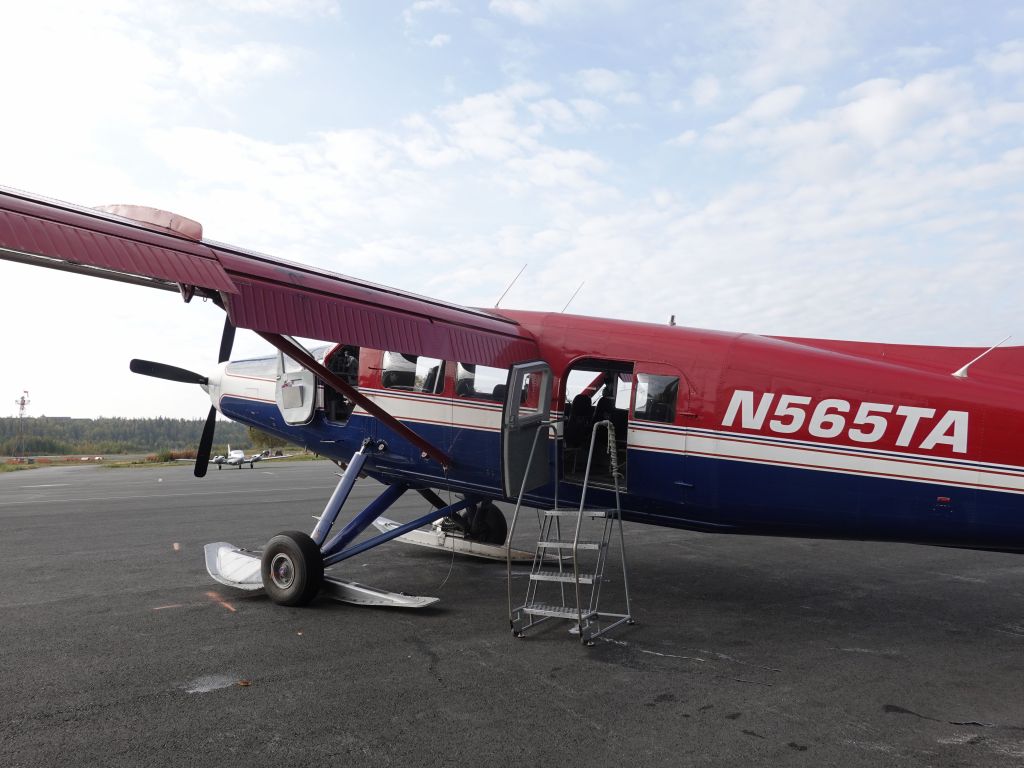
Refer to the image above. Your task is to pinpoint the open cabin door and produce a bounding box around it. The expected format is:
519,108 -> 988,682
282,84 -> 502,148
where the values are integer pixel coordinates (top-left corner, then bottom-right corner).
276,349 -> 317,425
501,361 -> 553,498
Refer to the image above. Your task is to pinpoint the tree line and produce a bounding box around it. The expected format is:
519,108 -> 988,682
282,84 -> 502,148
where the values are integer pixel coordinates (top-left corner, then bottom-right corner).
0,416 -> 257,456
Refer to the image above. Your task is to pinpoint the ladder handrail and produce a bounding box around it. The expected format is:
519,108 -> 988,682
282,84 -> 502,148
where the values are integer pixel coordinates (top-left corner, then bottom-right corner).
572,419 -> 615,635
506,420 -> 560,626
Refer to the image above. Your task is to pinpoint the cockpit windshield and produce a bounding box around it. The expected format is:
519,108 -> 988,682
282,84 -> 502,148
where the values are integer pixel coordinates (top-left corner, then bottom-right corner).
226,344 -> 331,379
226,356 -> 276,378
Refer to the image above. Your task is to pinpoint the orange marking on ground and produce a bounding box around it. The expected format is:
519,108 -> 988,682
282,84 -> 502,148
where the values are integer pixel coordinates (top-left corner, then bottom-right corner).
205,591 -> 237,613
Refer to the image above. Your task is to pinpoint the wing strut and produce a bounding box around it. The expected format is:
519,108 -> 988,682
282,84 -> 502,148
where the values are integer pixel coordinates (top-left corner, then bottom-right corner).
257,332 -> 453,470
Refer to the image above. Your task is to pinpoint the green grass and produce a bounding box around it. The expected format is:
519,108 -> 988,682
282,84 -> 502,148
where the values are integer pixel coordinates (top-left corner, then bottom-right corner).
99,453 -> 330,470
0,462 -> 42,473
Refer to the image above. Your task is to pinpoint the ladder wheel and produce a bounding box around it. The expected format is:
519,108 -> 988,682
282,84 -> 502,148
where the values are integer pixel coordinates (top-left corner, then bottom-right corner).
261,531 -> 323,606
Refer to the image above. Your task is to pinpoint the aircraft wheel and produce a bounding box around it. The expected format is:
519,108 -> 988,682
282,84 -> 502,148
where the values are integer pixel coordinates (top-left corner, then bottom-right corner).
470,501 -> 508,545
261,531 -> 323,606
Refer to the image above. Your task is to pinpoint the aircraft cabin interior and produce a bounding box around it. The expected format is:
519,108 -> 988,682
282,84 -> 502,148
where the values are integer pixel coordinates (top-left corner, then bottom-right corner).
317,344 -> 681,490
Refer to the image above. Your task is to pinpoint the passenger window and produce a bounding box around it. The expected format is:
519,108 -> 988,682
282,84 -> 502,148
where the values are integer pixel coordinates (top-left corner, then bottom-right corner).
456,363 -> 508,401
382,353 -> 444,393
633,374 -> 678,423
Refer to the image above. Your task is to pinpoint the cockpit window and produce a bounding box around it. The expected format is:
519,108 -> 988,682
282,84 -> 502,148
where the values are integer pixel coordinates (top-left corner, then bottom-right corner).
227,344 -> 329,379
226,356 -> 276,378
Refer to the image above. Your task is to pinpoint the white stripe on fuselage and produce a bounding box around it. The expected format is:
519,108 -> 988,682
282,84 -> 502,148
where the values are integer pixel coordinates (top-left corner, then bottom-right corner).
219,377 -> 1024,495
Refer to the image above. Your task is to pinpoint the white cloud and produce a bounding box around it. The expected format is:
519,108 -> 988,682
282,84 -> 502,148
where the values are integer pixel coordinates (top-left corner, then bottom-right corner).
746,84 -> 806,120
705,70 -> 982,162
691,74 -> 721,108
837,72 -> 968,147
435,82 -> 547,160
528,98 -> 579,131
489,0 -> 548,25
894,45 -> 944,65
428,33 -> 451,47
177,43 -> 293,94
403,0 -> 459,26
489,0 -> 625,26
730,0 -> 854,89
569,98 -> 608,121
978,39 -> 1024,75
505,148 -> 607,193
399,114 -> 464,168
708,85 -> 806,143
571,68 -> 642,104
219,0 -> 340,16
667,129 -> 697,147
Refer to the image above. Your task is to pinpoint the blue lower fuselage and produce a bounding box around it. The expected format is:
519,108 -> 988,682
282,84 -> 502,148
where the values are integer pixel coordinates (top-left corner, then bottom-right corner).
218,396 -> 1024,553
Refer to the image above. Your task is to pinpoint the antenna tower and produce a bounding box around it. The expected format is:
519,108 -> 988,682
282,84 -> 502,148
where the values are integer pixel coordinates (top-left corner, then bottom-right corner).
14,390 -> 30,459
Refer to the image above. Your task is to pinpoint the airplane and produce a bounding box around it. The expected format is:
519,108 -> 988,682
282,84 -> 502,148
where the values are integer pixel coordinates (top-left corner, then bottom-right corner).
214,445 -> 269,469
219,445 -> 247,468
192,446 -> 276,469
3,186 -> 1024,643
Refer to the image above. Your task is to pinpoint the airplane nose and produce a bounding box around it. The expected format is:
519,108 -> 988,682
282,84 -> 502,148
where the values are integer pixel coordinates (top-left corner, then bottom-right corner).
203,363 -> 226,407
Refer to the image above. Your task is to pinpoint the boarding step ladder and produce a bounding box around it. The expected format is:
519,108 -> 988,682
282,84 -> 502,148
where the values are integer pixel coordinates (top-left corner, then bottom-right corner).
507,420 -> 633,645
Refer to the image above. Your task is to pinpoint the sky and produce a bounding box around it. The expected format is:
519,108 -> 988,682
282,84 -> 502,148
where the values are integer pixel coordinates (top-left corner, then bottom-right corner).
1,0 -> 1022,418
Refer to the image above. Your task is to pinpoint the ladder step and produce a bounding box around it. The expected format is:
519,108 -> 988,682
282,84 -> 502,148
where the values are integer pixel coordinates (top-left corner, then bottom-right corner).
536,539 -> 605,550
521,603 -> 597,620
530,569 -> 595,584
544,508 -> 610,518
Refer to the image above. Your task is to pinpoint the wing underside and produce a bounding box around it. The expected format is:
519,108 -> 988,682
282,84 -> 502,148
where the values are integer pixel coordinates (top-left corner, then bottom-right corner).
0,187 -> 538,367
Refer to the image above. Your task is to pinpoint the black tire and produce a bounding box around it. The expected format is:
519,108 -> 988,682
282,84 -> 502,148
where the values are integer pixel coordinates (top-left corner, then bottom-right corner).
261,531 -> 323,606
469,501 -> 508,545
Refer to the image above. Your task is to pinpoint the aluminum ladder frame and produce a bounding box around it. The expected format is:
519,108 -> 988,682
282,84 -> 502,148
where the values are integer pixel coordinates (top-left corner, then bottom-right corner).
507,419 -> 633,645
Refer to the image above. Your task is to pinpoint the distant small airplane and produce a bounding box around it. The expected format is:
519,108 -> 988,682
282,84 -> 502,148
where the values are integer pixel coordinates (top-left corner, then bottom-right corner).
214,445 -> 246,468
213,446 -> 287,469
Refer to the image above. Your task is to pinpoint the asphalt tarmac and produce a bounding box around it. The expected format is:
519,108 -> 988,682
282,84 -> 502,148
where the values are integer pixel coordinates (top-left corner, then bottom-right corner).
1,461 -> 1023,767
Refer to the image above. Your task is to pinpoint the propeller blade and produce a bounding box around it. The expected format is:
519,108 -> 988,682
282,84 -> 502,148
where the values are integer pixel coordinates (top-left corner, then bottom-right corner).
194,406 -> 217,478
217,316 -> 236,363
130,359 -> 208,386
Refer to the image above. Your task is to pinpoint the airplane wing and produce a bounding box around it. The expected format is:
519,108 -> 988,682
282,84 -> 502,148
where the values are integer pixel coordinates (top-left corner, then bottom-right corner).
0,187 -> 538,367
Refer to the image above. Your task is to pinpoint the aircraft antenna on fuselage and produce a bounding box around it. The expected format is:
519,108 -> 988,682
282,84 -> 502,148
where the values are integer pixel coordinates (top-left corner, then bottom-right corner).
494,264 -> 527,308
951,334 -> 1012,379
561,281 -> 584,313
